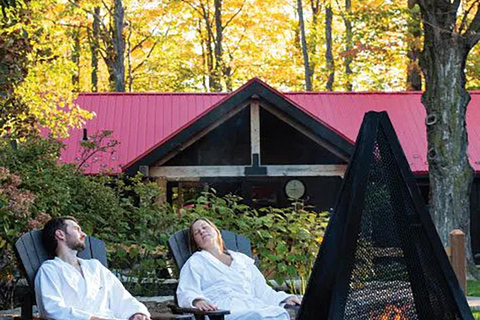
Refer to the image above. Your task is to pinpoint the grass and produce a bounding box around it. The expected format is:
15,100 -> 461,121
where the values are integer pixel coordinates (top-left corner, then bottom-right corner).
469,280 -> 480,297
470,280 -> 480,318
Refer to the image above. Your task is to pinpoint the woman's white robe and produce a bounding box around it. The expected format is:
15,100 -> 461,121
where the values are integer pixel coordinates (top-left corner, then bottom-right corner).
177,250 -> 292,320
34,257 -> 150,320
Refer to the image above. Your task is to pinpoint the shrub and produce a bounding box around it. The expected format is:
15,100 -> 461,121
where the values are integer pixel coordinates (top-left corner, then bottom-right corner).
0,137 -> 180,305
0,165 -> 50,309
178,190 -> 329,295
0,136 -> 330,306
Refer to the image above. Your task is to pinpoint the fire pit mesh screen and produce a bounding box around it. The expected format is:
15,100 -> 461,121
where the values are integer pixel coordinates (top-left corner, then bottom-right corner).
297,112 -> 472,320
343,128 -> 460,320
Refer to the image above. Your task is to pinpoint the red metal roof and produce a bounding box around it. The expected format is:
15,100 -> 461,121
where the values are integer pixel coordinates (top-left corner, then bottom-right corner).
60,79 -> 480,175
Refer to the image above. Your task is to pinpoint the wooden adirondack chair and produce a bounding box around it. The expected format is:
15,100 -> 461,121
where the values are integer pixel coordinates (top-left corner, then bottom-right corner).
168,229 -> 298,320
15,229 -> 193,320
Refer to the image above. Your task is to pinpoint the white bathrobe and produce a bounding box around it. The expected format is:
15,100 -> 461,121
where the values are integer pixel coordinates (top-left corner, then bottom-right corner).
177,250 -> 292,320
35,257 -> 150,320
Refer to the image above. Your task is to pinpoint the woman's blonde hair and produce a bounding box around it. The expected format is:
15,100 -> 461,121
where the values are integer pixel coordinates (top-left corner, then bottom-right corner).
189,218 -> 228,253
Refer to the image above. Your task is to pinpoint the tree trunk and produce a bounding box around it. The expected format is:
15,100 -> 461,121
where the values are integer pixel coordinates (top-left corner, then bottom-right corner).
206,29 -> 215,91
325,2 -> 334,91
127,23 -> 133,92
297,0 -> 312,91
418,5 -> 474,265
344,0 -> 353,91
90,6 -> 100,92
308,0 -> 320,85
212,0 -> 223,92
71,28 -> 80,91
112,0 -> 125,92
406,5 -> 422,91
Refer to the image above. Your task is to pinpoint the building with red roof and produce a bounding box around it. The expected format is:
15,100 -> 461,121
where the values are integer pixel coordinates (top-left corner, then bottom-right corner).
61,78 -> 480,260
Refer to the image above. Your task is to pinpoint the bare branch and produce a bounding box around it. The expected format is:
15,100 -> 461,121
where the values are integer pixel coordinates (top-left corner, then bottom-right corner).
131,26 -> 170,74
181,0 -> 205,18
465,1 -> 480,48
130,34 -> 153,52
101,0 -> 114,16
225,26 -> 246,58
131,38 -> 161,74
459,0 -> 479,34
222,0 -> 246,30
66,0 -> 112,44
469,32 -> 480,48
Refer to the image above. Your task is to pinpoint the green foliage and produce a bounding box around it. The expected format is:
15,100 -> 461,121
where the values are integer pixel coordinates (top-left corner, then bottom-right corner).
0,138 -> 330,306
178,190 -> 329,295
93,174 -> 180,295
0,136 -> 180,305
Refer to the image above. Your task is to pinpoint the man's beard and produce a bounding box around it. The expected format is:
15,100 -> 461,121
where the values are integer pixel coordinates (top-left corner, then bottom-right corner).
66,235 -> 86,252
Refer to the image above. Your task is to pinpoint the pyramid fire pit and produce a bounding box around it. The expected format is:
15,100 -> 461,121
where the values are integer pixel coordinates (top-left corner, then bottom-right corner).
297,112 -> 473,320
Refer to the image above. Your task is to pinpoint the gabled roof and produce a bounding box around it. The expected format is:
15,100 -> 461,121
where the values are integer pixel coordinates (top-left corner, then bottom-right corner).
60,78 -> 480,175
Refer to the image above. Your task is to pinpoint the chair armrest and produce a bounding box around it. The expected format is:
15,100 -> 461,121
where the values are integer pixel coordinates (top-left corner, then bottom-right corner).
284,304 -> 300,311
151,312 -> 195,320
169,304 -> 230,316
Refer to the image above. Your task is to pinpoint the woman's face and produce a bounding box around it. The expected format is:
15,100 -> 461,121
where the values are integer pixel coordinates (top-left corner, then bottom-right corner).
191,219 -> 218,250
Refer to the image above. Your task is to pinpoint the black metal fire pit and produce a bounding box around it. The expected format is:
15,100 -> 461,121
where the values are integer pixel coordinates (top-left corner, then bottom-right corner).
297,112 -> 473,320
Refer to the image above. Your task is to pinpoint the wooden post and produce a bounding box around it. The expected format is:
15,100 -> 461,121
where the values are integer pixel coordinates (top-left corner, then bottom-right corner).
178,182 -> 184,206
156,177 -> 167,204
250,100 -> 261,165
450,229 -> 466,294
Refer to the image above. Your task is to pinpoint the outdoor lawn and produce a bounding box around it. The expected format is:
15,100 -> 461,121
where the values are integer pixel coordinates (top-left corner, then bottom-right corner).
469,280 -> 480,297
469,280 -> 480,319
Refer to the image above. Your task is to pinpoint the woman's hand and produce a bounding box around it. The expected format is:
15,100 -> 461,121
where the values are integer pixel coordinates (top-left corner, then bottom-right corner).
193,298 -> 218,311
284,296 -> 302,306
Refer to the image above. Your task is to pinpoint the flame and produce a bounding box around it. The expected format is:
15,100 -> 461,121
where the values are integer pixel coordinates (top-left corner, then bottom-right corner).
375,303 -> 410,320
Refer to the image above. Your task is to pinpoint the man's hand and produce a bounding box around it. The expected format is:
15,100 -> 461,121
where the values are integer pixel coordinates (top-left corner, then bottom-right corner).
284,296 -> 302,306
193,298 -> 218,311
129,313 -> 151,320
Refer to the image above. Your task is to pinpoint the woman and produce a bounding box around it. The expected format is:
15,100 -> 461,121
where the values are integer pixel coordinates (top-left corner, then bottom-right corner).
177,218 -> 301,320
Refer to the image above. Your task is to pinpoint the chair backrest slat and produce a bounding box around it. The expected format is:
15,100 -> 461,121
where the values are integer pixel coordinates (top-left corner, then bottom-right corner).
15,236 -> 37,289
89,237 -> 108,267
168,229 -> 252,271
30,230 -> 49,263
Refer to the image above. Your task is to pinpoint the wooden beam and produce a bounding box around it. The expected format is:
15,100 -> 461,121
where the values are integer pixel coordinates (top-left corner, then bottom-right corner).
155,177 -> 167,204
260,103 -> 349,161
150,165 -> 346,179
178,182 -> 184,206
155,101 -> 250,166
251,101 -> 261,163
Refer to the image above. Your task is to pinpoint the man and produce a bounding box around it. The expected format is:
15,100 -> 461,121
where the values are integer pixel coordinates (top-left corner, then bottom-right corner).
35,216 -> 151,320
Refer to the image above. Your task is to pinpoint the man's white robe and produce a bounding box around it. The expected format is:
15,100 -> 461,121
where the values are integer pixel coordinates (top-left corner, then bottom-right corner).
35,257 -> 150,320
177,250 -> 292,320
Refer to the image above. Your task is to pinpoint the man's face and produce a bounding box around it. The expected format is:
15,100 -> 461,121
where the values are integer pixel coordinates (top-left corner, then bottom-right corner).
63,219 -> 86,252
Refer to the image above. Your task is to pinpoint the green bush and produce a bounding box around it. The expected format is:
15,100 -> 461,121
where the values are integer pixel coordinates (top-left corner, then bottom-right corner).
0,137 -> 330,308
0,137 -> 181,306
178,190 -> 329,295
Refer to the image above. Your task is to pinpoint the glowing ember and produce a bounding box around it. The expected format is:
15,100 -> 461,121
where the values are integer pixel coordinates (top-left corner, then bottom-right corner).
374,303 -> 411,320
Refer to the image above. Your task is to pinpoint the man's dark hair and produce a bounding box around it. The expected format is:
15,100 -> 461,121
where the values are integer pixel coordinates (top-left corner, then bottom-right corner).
42,216 -> 78,257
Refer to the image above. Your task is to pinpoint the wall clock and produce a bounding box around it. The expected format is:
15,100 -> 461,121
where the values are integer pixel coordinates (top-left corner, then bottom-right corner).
285,179 -> 305,199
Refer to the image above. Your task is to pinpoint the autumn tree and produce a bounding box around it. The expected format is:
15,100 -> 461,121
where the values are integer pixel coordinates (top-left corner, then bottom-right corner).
0,0 -> 35,138
0,0 -> 91,138
179,0 -> 246,92
297,0 -> 312,91
413,0 -> 480,267
406,4 -> 422,91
